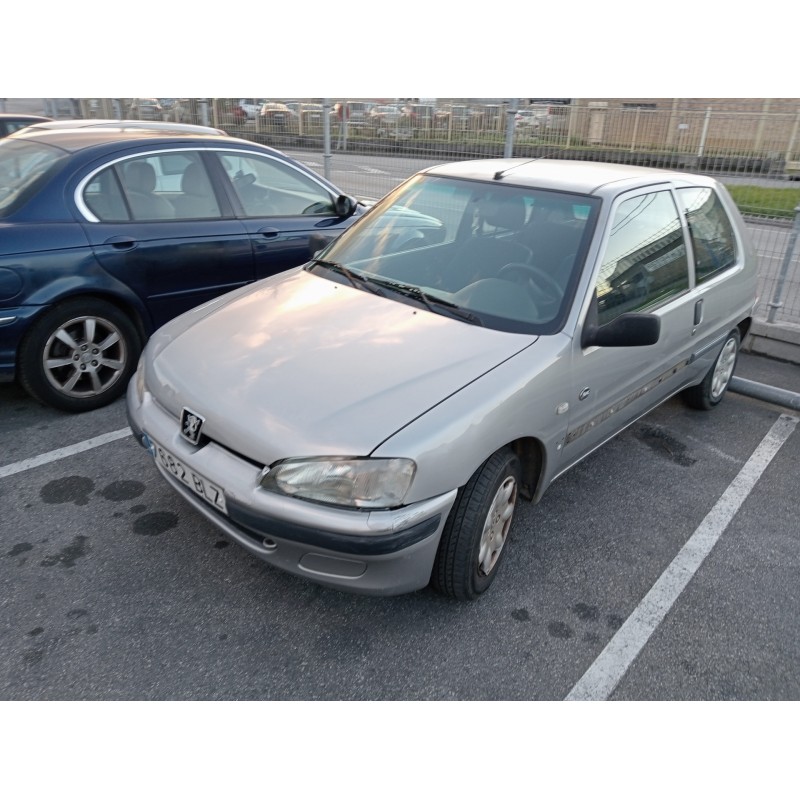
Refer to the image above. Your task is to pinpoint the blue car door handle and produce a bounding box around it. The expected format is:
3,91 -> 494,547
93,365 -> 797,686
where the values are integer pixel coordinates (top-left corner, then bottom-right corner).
103,236 -> 138,250
257,227 -> 280,239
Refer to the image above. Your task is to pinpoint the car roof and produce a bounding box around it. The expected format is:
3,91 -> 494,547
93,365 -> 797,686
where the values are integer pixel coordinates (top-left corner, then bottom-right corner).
0,113 -> 51,123
14,119 -> 228,137
423,158 -> 718,196
4,125 -> 248,153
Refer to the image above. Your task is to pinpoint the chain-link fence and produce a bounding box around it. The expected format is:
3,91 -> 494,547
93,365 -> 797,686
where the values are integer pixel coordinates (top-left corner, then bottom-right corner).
34,97 -> 800,331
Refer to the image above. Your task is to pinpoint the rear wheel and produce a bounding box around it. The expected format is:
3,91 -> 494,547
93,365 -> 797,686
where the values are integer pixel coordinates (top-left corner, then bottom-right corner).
19,298 -> 141,413
683,328 -> 740,410
431,447 -> 521,600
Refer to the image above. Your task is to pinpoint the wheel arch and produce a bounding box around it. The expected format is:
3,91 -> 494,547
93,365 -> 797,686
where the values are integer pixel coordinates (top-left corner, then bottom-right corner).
508,436 -> 546,503
17,289 -> 149,369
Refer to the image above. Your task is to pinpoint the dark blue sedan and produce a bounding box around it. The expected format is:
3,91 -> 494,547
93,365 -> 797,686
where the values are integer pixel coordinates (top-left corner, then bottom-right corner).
0,126 -> 363,411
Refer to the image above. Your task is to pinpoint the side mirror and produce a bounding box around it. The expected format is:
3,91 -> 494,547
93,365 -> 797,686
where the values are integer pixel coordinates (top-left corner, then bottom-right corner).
334,194 -> 358,218
582,313 -> 660,348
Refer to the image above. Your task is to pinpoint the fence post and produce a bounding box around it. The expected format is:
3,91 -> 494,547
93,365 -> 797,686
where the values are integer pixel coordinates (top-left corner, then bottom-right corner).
630,107 -> 641,153
504,99 -> 518,158
767,206 -> 800,323
322,99 -> 332,182
697,106 -> 712,157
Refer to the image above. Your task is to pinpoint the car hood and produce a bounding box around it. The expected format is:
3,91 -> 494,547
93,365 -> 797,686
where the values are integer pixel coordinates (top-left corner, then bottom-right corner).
148,269 -> 536,464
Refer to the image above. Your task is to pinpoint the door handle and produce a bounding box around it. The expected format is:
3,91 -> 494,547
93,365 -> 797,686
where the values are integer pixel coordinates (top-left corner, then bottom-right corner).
102,236 -> 137,250
256,227 -> 280,239
694,299 -> 704,326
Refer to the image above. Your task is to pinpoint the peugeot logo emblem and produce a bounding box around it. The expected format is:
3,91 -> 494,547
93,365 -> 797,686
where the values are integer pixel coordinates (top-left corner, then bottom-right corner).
180,407 -> 205,445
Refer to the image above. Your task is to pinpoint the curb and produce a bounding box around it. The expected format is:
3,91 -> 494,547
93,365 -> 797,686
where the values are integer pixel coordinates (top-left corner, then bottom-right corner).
729,376 -> 800,413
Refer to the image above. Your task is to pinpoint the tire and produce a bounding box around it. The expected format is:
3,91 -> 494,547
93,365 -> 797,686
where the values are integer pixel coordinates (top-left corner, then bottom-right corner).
18,298 -> 141,413
683,328 -> 740,411
431,447 -> 521,600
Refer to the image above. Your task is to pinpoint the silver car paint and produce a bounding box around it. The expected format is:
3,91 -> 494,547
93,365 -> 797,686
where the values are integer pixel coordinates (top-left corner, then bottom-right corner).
129,159 -> 759,595
145,267 -> 536,463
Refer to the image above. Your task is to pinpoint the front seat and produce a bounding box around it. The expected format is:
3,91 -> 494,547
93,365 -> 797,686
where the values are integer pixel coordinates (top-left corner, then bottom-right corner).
122,161 -> 175,220
441,192 -> 532,291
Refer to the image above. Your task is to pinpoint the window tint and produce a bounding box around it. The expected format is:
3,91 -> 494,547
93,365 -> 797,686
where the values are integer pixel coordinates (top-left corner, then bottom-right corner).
678,187 -> 737,283
84,168 -> 129,221
86,153 -> 221,222
0,139 -> 68,217
597,190 -> 688,326
215,152 -> 334,217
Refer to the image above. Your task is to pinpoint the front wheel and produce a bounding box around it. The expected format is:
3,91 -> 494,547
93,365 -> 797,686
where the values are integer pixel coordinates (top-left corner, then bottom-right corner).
683,329 -> 740,410
18,298 -> 141,413
431,447 -> 521,600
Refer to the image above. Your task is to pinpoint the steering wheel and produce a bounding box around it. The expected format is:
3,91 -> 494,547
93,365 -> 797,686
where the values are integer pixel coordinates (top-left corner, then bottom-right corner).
498,262 -> 563,311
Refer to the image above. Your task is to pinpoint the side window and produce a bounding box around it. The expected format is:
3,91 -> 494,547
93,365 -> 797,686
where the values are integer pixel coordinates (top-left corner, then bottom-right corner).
596,190 -> 689,326
678,187 -> 737,283
215,152 -> 334,217
83,167 -> 130,221
114,156 -> 176,221
162,153 -> 221,220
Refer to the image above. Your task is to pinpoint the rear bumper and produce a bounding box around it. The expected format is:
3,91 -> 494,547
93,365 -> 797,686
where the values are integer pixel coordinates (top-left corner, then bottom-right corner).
126,378 -> 457,596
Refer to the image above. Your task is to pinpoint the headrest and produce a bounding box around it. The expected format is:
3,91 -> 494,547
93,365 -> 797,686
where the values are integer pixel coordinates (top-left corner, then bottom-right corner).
181,162 -> 207,195
482,193 -> 526,231
125,161 -> 157,193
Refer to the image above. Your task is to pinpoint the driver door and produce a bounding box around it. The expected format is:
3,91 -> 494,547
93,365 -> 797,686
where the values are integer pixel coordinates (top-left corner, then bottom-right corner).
211,151 -> 354,279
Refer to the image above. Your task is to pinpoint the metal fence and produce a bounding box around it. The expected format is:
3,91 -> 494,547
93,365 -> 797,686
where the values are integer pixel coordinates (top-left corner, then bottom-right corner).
36,97 -> 800,329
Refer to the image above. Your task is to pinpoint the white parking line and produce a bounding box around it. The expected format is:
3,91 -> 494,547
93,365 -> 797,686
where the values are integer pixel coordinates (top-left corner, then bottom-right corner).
0,427 -> 132,479
565,413 -> 799,701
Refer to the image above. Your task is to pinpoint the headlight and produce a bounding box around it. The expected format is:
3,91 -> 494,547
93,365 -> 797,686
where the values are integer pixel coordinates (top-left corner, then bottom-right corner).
259,457 -> 416,509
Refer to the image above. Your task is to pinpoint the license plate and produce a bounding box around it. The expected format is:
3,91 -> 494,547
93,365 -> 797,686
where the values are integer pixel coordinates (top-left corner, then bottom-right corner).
153,441 -> 227,514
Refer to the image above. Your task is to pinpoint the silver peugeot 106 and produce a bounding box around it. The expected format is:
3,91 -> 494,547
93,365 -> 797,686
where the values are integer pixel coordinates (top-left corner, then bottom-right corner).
127,158 -> 758,599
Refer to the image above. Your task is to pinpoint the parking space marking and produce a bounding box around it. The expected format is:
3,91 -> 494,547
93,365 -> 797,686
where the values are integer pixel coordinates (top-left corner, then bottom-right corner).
0,427 -> 132,479
565,413 -> 799,701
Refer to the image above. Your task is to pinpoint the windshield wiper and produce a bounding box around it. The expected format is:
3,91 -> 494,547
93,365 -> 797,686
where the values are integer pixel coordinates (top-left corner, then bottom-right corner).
368,278 -> 484,326
311,259 -> 387,297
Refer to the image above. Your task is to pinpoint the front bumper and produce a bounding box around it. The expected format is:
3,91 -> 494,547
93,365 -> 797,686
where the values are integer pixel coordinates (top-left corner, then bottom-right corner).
126,378 -> 457,596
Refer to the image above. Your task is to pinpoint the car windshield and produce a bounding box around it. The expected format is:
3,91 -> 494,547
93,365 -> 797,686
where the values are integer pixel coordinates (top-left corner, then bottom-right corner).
0,139 -> 69,217
308,173 -> 600,334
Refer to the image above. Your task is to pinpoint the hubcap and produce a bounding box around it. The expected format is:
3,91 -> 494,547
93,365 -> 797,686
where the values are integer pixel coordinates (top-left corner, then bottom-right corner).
42,315 -> 127,398
477,475 -> 517,577
711,337 -> 737,399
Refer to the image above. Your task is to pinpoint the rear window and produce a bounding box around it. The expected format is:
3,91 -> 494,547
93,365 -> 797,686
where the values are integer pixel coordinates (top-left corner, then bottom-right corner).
0,139 -> 68,218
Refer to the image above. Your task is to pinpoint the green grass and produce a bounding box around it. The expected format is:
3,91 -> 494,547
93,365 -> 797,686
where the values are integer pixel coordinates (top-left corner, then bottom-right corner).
724,184 -> 800,218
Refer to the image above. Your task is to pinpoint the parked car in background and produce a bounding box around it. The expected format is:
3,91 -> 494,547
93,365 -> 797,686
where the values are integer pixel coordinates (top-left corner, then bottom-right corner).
370,105 -> 403,124
260,102 -> 297,132
401,103 -> 436,131
434,105 -> 473,131
332,101 -> 376,129
239,99 -> 267,120
128,99 -> 164,120
0,113 -> 52,138
0,127 -> 363,412
515,108 -> 544,130
369,105 -> 409,138
127,158 -> 757,599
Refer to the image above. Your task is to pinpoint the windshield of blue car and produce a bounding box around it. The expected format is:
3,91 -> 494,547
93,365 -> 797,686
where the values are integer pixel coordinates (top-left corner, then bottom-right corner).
308,174 -> 600,334
0,139 -> 70,217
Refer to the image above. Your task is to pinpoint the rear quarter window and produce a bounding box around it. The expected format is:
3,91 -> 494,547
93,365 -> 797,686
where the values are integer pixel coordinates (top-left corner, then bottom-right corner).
678,187 -> 738,283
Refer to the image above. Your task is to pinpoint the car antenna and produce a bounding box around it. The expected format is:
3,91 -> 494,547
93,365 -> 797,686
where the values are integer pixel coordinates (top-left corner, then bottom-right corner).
493,147 -> 570,180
